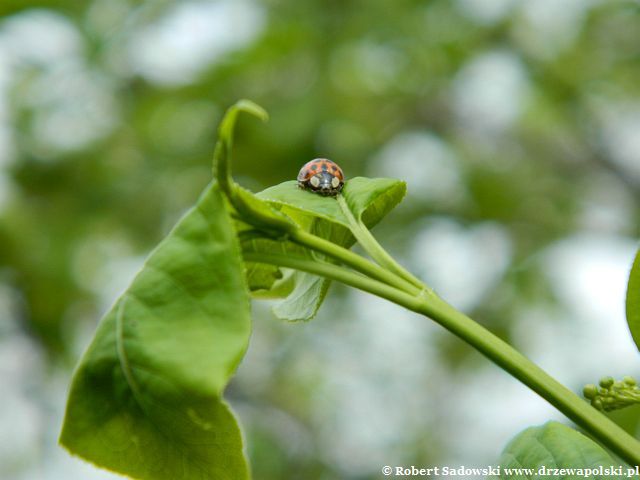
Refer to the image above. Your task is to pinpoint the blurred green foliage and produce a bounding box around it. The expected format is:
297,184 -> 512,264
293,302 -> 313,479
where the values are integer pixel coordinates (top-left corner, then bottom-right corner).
1,0 -> 639,478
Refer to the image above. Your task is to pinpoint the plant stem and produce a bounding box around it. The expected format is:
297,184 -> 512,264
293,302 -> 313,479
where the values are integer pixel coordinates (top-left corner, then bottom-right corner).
246,251 -> 640,466
336,194 -> 424,290
289,229 -> 421,297
244,252 -> 424,311
419,298 -> 640,467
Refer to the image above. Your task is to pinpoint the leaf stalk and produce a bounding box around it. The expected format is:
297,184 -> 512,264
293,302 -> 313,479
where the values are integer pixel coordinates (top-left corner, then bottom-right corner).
336,194 -> 424,290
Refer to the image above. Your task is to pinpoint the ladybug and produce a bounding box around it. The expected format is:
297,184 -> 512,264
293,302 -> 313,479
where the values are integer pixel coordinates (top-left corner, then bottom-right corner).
297,158 -> 345,196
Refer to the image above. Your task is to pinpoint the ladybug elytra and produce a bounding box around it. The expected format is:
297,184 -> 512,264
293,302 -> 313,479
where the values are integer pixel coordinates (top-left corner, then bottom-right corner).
297,158 -> 345,196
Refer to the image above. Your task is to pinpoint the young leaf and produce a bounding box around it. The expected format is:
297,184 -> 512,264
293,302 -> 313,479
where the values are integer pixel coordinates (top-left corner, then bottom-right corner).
626,247 -> 640,351
249,177 -> 406,320
212,99 -> 408,321
239,228 -> 332,321
271,269 -> 331,320
256,177 -> 406,230
488,421 -> 631,479
60,183 -> 252,480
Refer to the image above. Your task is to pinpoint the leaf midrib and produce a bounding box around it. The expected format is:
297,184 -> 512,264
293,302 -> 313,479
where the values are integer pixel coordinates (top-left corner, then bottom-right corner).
114,295 -> 219,478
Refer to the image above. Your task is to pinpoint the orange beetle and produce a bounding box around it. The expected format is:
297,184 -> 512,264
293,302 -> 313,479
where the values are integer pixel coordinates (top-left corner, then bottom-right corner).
297,158 -> 345,196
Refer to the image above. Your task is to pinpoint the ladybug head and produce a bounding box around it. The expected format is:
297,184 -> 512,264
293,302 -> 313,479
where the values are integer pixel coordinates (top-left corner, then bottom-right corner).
309,171 -> 341,191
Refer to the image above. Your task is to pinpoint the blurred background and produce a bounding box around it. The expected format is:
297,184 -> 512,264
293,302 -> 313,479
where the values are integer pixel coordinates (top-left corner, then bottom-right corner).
0,0 -> 639,478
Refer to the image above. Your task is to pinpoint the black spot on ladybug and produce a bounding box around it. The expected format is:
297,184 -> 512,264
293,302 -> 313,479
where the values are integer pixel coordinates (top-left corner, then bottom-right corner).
332,166 -> 337,172
311,164 -> 317,171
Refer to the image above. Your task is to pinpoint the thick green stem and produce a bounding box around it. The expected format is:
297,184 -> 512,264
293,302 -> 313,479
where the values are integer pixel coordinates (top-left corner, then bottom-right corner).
419,298 -> 640,467
246,251 -> 640,466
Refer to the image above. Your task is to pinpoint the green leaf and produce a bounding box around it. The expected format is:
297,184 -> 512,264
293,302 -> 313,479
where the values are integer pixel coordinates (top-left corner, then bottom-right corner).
626,247 -> 640,351
489,421 -> 631,479
256,177 -> 406,229
248,177 -> 406,321
271,269 -> 331,320
60,183 -> 251,480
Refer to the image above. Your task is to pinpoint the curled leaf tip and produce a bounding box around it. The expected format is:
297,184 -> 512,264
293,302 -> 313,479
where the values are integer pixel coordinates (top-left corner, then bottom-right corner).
215,100 -> 269,195
212,100 -> 297,237
234,99 -> 269,122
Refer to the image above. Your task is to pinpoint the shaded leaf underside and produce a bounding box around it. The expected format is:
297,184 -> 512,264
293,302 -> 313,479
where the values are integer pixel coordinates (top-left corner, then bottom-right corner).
60,183 -> 251,480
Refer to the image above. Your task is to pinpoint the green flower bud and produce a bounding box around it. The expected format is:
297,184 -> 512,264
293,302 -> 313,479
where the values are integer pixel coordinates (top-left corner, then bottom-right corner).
583,384 -> 598,399
599,377 -> 615,389
592,398 -> 604,410
585,375 -> 640,412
